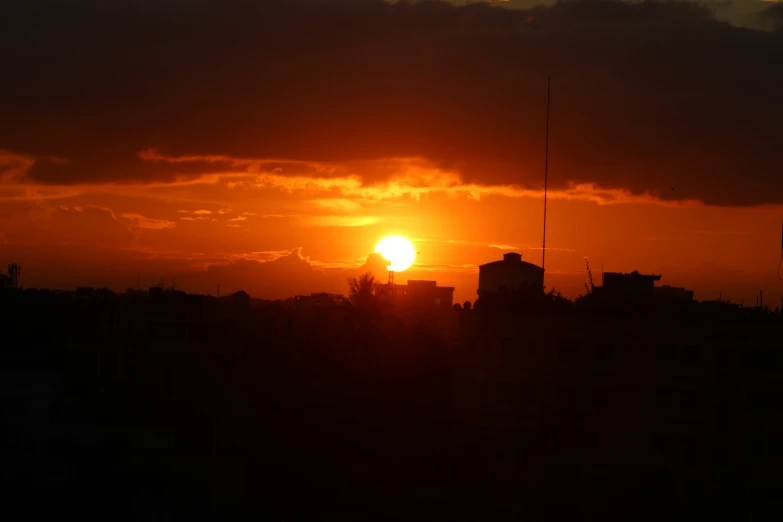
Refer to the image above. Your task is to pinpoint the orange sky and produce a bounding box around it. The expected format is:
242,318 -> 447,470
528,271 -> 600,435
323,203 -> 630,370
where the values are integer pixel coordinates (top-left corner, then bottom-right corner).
1,0 -> 783,308
1,150 -> 781,307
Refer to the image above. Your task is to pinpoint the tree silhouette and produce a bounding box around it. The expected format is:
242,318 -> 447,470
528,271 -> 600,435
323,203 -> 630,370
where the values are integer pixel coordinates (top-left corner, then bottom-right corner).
232,290 -> 250,309
347,272 -> 389,321
349,273 -> 374,306
585,259 -> 595,295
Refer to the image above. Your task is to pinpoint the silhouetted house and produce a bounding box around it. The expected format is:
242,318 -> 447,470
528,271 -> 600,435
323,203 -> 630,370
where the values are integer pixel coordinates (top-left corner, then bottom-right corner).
294,292 -> 347,307
655,285 -> 694,301
380,280 -> 455,310
0,264 -> 20,289
0,273 -> 13,289
478,252 -> 543,296
597,271 -> 661,302
407,280 -> 454,309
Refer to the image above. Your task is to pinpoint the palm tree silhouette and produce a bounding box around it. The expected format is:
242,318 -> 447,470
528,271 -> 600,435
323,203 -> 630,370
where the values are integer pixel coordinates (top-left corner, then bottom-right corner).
347,272 -> 390,320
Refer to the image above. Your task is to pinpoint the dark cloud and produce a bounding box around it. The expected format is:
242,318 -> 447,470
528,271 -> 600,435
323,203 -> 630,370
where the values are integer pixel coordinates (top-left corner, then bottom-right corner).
1,0 -> 782,205
358,252 -> 392,280
181,248 -> 343,299
6,206 -> 134,246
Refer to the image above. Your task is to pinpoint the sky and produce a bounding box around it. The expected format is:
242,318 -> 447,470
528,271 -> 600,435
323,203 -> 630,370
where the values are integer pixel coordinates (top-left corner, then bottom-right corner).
1,0 -> 783,307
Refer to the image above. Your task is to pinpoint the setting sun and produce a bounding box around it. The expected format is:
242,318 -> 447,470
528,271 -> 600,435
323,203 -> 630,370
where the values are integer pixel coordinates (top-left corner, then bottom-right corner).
375,236 -> 416,272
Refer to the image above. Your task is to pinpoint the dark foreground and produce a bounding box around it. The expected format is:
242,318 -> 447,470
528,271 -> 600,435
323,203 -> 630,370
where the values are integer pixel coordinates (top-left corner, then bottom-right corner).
2,289 -> 783,520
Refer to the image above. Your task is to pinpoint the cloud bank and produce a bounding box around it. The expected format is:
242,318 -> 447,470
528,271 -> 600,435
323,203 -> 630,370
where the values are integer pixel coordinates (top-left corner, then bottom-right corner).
1,0 -> 781,206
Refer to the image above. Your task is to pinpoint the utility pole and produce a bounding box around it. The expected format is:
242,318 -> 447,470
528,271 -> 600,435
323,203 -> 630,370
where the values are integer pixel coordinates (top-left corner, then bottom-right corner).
542,75 -> 551,279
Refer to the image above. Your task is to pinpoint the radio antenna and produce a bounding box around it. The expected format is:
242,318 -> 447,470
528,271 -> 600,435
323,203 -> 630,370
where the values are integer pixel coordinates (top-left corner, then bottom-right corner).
542,75 -> 551,280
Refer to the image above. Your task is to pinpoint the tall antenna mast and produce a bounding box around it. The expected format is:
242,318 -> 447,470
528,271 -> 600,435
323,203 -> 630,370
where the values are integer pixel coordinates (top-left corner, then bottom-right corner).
542,75 -> 551,278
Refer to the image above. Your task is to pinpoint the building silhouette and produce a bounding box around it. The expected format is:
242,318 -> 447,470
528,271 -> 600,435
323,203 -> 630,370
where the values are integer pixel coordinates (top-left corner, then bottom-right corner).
478,252 -> 543,296
654,285 -> 694,301
294,292 -> 347,307
0,273 -> 13,289
379,280 -> 455,310
591,270 -> 696,305
597,270 -> 661,301
0,264 -> 20,289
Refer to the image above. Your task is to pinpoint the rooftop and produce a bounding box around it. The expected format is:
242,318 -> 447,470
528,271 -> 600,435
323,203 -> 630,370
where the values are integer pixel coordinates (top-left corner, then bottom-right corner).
604,270 -> 661,281
479,252 -> 543,270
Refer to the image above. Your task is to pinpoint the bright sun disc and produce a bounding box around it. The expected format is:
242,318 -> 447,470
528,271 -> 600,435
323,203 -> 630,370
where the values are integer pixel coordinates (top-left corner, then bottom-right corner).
375,236 -> 416,272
